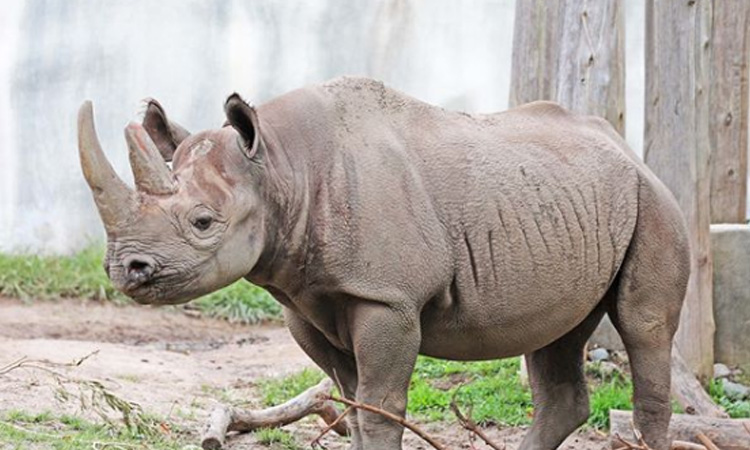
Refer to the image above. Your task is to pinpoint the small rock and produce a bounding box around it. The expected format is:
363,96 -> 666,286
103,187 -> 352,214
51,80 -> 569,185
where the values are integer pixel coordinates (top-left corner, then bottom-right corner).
713,363 -> 732,379
721,379 -> 750,400
588,348 -> 610,362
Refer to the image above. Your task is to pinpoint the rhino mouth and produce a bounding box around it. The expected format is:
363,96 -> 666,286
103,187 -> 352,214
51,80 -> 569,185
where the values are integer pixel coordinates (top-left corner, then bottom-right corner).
116,269 -> 202,305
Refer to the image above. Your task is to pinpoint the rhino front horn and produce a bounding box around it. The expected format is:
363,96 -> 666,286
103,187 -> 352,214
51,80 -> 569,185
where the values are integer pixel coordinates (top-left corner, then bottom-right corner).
124,122 -> 176,195
78,101 -> 137,233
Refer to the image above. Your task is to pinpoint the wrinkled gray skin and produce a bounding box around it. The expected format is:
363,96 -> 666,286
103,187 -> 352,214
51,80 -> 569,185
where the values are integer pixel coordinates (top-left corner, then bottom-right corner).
78,77 -> 689,450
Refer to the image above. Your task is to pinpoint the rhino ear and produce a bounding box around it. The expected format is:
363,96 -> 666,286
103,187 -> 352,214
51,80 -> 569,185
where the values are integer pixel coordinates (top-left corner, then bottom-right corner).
142,98 -> 191,162
224,93 -> 260,159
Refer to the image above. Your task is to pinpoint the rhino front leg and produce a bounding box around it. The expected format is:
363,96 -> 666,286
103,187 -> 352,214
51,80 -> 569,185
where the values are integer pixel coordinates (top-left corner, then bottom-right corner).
284,309 -> 363,449
350,301 -> 420,450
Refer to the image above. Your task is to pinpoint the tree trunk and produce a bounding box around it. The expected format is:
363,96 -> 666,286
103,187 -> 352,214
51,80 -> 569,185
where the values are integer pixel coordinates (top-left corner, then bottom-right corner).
709,0 -> 750,223
644,0 -> 715,382
509,0 -> 625,135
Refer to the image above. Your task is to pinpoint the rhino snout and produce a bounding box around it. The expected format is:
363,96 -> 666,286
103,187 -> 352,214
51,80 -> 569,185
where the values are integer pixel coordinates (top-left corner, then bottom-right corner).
122,254 -> 157,286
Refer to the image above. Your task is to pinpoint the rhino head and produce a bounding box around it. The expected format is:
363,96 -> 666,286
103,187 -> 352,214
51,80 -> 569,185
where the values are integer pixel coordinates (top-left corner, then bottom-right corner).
78,96 -> 267,304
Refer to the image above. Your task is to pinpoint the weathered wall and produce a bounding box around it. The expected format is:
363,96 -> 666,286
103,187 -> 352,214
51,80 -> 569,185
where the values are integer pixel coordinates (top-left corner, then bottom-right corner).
711,224 -> 750,366
0,0 -> 661,253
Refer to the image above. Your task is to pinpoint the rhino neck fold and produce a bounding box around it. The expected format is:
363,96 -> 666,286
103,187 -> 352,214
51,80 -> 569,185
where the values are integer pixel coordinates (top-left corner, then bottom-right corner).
245,114 -> 315,297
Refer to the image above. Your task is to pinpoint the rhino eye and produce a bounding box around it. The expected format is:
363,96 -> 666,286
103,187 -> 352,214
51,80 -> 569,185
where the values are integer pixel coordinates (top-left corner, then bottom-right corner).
192,215 -> 213,231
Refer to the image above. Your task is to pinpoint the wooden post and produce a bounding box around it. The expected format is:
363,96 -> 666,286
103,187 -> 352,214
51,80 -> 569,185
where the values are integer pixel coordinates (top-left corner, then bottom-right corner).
644,0 -> 715,381
709,0 -> 750,223
509,0 -> 625,135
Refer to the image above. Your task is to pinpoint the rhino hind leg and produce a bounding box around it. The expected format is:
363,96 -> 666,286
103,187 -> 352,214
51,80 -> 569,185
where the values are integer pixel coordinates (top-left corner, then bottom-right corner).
606,179 -> 689,450
519,300 -> 608,450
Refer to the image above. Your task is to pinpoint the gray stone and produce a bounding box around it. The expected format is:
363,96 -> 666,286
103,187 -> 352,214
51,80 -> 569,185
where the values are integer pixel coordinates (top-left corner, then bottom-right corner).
721,379 -> 750,401
711,224 -> 750,366
588,348 -> 610,362
590,315 -> 625,351
713,363 -> 732,379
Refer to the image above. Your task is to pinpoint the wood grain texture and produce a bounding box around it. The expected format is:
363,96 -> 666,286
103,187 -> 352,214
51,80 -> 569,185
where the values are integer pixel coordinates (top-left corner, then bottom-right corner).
644,0 -> 715,381
610,410 -> 750,450
709,0 -> 750,223
509,0 -> 625,135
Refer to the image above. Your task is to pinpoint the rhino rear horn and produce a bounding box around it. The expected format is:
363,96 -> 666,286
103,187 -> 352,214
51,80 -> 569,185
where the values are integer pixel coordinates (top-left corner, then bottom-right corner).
224,93 -> 261,159
124,121 -> 177,195
142,98 -> 190,162
78,101 -> 137,232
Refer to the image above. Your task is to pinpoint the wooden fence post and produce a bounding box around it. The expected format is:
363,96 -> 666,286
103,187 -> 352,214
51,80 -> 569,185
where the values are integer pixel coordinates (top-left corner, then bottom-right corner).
644,0 -> 715,381
509,0 -> 625,135
709,0 -> 750,224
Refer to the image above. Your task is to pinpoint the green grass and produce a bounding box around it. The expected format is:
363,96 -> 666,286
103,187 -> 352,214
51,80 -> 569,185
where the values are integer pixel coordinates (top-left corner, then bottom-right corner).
708,379 -> 750,418
253,428 -> 302,450
257,368 -> 327,407
0,410 -> 190,450
257,356 -> 637,431
0,245 -> 282,324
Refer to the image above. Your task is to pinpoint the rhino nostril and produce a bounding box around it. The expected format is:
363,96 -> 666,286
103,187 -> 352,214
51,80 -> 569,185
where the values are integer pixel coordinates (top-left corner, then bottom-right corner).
124,256 -> 156,284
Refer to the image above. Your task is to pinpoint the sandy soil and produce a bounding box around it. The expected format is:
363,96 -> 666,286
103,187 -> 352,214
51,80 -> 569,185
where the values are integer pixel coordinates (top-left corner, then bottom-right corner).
0,298 -> 608,449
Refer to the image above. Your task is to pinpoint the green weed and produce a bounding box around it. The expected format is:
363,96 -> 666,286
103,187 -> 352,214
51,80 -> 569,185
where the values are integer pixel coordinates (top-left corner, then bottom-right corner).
708,379 -> 750,418
253,427 -> 302,449
0,410 -> 190,450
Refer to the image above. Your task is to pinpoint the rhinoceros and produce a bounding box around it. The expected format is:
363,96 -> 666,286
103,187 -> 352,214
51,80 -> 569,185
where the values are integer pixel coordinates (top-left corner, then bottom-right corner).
78,77 -> 688,450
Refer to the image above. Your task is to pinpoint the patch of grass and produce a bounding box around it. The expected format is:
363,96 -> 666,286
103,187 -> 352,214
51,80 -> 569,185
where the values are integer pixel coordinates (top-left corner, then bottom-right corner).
0,410 -> 190,450
0,245 -> 282,324
0,246 -> 124,302
194,280 -> 281,324
708,379 -> 750,418
253,427 -> 302,450
257,357 -> 639,430
257,368 -> 326,407
588,378 -> 633,429
409,357 -> 533,425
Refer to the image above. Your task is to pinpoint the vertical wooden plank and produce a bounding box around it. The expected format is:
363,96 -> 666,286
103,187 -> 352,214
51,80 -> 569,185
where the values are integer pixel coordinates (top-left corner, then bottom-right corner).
555,0 -> 625,135
508,0 -> 562,108
644,0 -> 715,381
709,0 -> 750,224
509,0 -> 625,135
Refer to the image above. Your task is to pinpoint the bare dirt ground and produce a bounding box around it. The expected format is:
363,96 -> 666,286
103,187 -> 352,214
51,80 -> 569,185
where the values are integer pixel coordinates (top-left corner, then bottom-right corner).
0,298 -> 608,449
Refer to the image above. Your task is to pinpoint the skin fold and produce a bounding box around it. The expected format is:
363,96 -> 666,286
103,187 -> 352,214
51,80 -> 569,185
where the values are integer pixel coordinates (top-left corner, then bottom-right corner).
79,77 -> 689,450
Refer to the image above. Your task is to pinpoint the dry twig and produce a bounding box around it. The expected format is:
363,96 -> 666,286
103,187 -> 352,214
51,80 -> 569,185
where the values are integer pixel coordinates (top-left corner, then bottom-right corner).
326,394 -> 447,450
449,390 -> 505,450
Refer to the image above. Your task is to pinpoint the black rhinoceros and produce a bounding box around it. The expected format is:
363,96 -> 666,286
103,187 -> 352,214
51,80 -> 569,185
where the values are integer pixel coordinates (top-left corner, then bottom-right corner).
78,77 -> 688,450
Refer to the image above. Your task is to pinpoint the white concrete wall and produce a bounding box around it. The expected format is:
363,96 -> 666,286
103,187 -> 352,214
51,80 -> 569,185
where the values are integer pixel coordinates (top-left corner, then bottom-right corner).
1,0 -> 652,253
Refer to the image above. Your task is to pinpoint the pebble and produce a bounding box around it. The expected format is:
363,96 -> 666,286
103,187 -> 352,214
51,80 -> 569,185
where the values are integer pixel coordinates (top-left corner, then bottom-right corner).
588,348 -> 610,362
721,379 -> 750,400
713,363 -> 732,379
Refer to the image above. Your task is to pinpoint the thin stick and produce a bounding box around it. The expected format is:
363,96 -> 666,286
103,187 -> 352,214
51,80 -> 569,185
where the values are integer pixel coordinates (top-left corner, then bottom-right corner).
326,395 -> 446,450
310,405 -> 353,448
449,398 -> 505,450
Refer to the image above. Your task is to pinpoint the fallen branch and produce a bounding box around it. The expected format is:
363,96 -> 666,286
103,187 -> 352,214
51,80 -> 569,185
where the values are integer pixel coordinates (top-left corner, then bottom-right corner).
611,410 -> 750,450
449,392 -> 505,450
671,349 -> 728,418
200,378 -> 347,450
